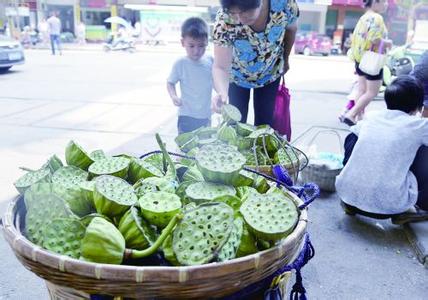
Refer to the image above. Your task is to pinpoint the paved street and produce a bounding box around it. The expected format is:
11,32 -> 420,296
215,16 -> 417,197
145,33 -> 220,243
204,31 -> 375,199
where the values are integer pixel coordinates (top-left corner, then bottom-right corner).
0,47 -> 427,299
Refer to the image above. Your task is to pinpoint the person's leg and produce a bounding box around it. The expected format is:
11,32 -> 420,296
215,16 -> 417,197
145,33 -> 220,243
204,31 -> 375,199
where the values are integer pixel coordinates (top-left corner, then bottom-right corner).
345,78 -> 381,122
177,116 -> 210,134
56,35 -> 62,55
50,34 -> 55,55
228,82 -> 251,123
410,145 -> 428,211
253,77 -> 281,127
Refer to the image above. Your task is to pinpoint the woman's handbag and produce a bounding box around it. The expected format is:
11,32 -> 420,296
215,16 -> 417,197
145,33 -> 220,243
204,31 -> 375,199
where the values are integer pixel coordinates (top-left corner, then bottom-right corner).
359,40 -> 386,76
273,76 -> 292,141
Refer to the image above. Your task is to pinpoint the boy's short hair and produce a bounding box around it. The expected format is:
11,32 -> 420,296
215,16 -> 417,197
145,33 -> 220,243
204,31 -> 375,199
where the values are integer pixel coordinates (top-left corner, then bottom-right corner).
221,0 -> 261,11
385,75 -> 425,113
181,17 -> 208,40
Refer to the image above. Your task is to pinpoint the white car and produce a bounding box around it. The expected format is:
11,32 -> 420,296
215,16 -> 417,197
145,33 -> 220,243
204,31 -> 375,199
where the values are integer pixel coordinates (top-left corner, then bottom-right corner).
0,35 -> 25,72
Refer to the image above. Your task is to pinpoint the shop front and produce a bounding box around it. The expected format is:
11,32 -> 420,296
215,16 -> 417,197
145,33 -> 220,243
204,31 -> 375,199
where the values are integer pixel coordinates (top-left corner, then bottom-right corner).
80,0 -> 114,41
297,0 -> 331,34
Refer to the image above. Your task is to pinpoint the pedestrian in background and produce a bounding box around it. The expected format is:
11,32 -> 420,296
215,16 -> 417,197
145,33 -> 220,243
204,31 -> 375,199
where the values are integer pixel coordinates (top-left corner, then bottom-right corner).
167,17 -> 213,134
47,11 -> 62,55
340,0 -> 392,126
38,18 -> 49,46
211,0 -> 299,126
76,21 -> 86,45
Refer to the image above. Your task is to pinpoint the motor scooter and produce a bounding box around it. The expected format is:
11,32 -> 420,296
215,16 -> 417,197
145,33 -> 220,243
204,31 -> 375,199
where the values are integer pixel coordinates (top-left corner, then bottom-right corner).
103,37 -> 136,53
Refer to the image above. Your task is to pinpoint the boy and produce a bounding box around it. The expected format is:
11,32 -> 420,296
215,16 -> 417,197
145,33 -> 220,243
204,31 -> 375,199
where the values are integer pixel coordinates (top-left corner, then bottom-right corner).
336,75 -> 428,225
167,17 -> 213,134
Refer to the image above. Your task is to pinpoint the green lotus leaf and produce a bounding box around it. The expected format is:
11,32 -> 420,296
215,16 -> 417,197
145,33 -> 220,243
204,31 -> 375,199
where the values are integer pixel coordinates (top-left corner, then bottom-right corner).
175,132 -> 199,153
217,124 -> 237,144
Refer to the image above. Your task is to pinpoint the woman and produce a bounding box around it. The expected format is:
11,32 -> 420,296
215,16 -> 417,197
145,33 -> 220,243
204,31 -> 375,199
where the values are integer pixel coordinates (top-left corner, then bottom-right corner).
212,0 -> 299,126
341,0 -> 392,126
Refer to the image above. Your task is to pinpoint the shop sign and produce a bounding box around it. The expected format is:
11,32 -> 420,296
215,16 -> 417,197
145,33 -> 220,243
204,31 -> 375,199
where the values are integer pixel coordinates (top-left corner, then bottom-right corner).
332,0 -> 363,6
5,6 -> 30,17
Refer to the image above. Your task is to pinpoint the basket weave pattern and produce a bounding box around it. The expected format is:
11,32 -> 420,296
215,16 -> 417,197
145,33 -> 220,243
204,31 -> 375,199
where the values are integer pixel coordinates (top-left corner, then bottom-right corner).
2,195 -> 308,299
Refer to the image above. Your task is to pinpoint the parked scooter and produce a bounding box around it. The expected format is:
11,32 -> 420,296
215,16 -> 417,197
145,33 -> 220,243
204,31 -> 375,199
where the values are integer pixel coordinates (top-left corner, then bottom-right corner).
103,35 -> 136,53
383,46 -> 414,86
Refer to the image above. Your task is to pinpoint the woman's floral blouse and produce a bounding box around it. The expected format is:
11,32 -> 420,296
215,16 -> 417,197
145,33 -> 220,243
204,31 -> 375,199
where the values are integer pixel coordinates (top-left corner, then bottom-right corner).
213,0 -> 299,88
350,11 -> 388,63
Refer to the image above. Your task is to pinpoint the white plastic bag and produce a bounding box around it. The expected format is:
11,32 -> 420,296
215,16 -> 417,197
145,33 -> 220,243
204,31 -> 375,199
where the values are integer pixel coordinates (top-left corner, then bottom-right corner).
359,41 -> 386,76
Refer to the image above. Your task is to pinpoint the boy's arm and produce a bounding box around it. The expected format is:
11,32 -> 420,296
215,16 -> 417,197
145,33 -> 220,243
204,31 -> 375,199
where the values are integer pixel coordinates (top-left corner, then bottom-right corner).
166,82 -> 182,106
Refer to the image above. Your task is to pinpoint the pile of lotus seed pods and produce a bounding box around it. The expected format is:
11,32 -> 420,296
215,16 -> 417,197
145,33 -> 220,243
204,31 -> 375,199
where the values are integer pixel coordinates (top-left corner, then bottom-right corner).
13,105 -> 300,266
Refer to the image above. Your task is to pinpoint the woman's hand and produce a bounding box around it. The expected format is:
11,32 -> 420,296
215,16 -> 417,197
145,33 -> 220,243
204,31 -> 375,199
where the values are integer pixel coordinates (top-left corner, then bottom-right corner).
171,96 -> 182,106
211,94 -> 228,113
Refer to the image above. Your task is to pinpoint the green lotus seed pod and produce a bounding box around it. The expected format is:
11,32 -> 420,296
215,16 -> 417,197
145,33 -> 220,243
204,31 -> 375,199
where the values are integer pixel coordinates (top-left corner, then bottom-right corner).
52,166 -> 88,189
196,127 -> 217,139
236,221 -> 258,257
118,207 -> 156,250
240,192 -> 298,241
231,170 -> 254,187
136,176 -> 177,194
217,124 -> 237,144
222,104 -> 242,124
88,156 -> 130,179
80,217 -> 125,264
80,213 -> 112,227
89,149 -> 108,161
274,147 -> 300,166
42,218 -> 86,259
14,167 -> 51,195
236,122 -> 256,137
128,157 -> 164,184
142,153 -> 164,173
218,217 -> 244,262
175,132 -> 199,153
213,195 -> 242,212
173,202 -> 234,266
93,175 -> 138,218
237,137 -> 253,151
139,191 -> 182,228
42,155 -> 64,173
196,144 -> 246,185
65,140 -> 94,171
185,182 -> 236,204
182,166 -> 204,182
236,186 -> 259,202
254,176 -> 270,194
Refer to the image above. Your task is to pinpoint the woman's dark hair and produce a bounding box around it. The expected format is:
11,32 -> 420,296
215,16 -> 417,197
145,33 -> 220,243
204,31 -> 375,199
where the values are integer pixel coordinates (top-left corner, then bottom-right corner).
363,0 -> 380,8
181,17 -> 208,39
384,75 -> 425,113
220,0 -> 261,11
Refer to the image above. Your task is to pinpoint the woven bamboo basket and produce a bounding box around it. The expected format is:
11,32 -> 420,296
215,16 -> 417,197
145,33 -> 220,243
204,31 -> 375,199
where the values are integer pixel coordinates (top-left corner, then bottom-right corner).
2,193 -> 308,299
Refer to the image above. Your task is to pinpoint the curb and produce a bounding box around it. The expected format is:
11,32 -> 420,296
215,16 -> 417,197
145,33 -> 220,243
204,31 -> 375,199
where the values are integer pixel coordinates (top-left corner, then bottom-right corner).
403,222 -> 428,267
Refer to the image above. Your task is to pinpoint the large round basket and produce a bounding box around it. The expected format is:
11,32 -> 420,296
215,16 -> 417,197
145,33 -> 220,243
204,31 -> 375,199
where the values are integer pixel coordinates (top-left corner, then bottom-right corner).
2,194 -> 308,299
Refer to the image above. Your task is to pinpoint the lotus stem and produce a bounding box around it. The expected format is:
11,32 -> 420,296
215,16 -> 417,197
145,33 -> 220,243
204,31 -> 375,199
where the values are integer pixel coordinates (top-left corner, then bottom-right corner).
128,213 -> 182,259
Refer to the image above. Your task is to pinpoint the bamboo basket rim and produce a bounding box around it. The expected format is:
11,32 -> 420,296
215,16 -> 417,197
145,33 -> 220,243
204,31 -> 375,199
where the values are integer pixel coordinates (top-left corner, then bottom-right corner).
2,192 -> 308,284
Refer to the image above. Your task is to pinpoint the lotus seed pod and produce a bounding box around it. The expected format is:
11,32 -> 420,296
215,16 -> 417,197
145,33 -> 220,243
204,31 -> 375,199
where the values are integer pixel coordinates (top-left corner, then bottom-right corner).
65,140 -> 94,171
93,175 -> 138,218
198,137 -> 218,147
80,213 -> 112,227
88,157 -> 130,179
41,155 -> 64,173
196,144 -> 246,185
240,192 -> 298,241
175,132 -> 199,153
185,182 -> 236,204
135,181 -> 158,198
142,153 -> 164,173
118,207 -> 156,250
254,176 -> 270,194
52,166 -> 88,189
236,122 -> 256,137
24,183 -> 74,245
213,195 -> 242,212
248,127 -> 275,139
78,180 -> 96,207
236,186 -> 259,202
236,137 -> 253,151
162,235 -> 180,266
80,217 -> 125,264
137,177 -> 177,194
217,124 -> 237,144
196,127 -> 217,139
90,149 -> 108,161
175,181 -> 193,203
244,148 -> 269,166
222,104 -> 242,124
236,221 -> 258,257
14,167 -> 51,195
218,217 -> 244,262
173,202 -> 234,266
128,157 -> 164,184
139,191 -> 182,228
231,169 -> 254,187
42,218 -> 86,258
53,184 -> 94,217
182,166 -> 204,183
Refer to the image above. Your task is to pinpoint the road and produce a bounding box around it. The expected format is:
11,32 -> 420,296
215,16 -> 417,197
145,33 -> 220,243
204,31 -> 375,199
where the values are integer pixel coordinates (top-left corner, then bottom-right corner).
0,48 -> 427,299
